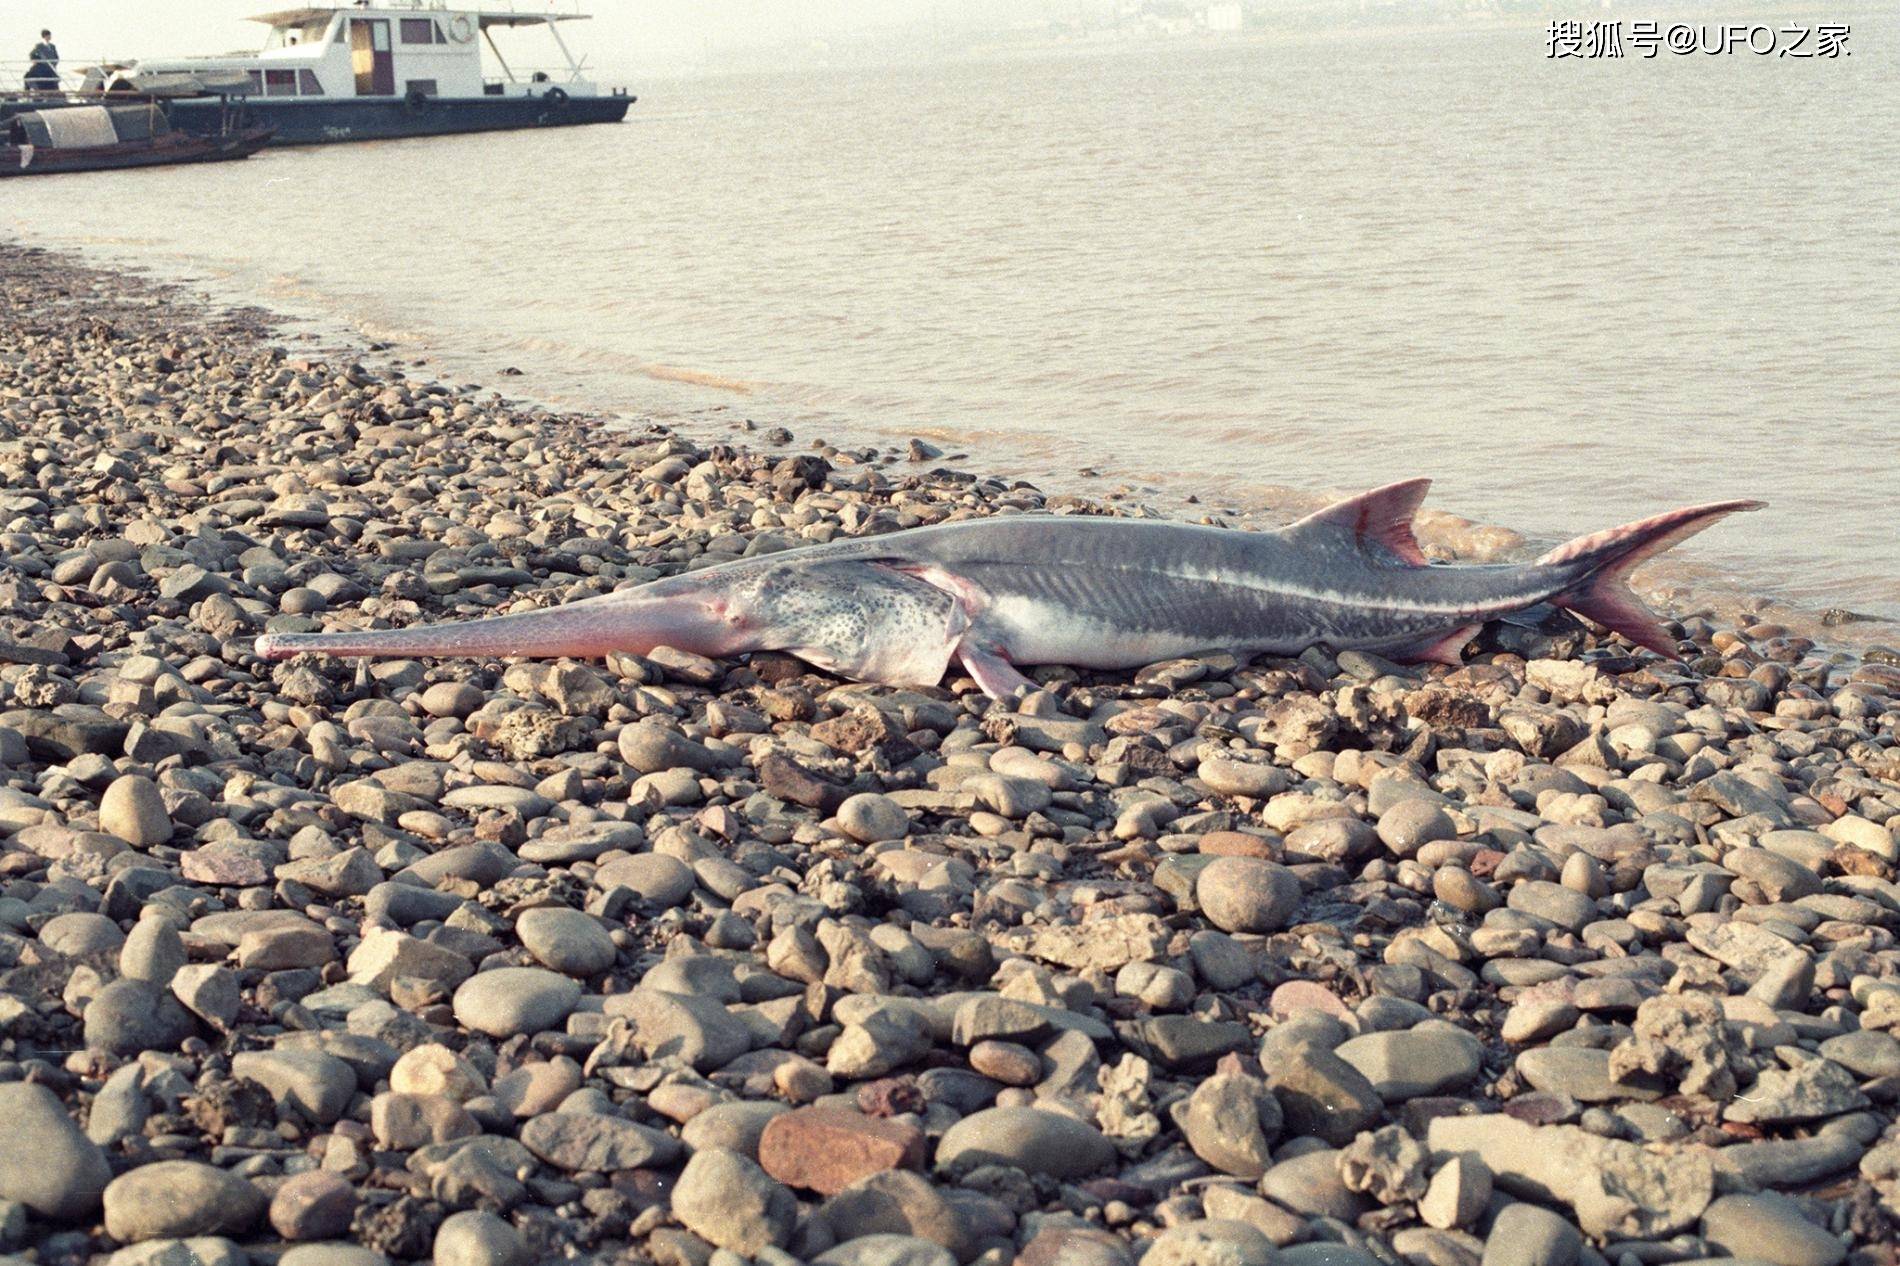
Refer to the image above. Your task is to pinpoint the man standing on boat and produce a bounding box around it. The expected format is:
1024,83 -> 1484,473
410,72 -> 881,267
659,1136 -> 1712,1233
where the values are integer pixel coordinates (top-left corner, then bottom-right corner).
23,30 -> 59,92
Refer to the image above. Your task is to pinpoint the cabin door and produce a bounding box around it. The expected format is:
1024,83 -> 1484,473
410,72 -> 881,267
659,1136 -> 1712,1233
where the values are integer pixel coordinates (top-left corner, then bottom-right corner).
350,19 -> 395,96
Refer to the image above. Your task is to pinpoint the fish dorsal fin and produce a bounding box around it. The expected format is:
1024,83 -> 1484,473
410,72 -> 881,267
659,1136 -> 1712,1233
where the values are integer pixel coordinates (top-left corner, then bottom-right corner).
1285,478 -> 1432,567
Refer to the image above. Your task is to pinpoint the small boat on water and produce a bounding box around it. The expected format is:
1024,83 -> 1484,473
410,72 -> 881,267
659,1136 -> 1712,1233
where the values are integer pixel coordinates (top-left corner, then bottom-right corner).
2,102 -> 273,176
79,3 -> 633,146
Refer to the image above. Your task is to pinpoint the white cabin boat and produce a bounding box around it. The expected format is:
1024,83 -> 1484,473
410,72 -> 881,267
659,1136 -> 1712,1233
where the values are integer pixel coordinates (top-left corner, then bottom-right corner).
82,3 -> 631,145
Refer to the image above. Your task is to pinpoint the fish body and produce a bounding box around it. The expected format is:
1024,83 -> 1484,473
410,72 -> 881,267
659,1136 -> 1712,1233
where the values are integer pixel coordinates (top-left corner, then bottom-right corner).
256,479 -> 1763,697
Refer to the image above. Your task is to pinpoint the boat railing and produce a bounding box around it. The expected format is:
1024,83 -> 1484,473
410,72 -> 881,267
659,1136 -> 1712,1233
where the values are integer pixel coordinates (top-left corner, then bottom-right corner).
472,1 -> 596,17
1,85 -> 238,105
0,88 -> 104,113
0,63 -> 71,94
0,59 -> 95,77
373,0 -> 593,11
482,62 -> 593,87
0,61 -> 111,98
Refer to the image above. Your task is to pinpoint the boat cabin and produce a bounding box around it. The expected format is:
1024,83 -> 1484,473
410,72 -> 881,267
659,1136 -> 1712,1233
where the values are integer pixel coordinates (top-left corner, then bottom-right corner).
85,3 -> 606,104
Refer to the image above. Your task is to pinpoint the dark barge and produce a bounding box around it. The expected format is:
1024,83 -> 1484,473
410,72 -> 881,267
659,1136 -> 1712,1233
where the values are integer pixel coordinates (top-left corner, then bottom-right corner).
3,102 -> 272,177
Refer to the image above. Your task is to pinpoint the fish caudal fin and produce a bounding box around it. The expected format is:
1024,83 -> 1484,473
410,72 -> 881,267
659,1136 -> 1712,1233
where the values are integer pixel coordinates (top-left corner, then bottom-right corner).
1538,499 -> 1765,657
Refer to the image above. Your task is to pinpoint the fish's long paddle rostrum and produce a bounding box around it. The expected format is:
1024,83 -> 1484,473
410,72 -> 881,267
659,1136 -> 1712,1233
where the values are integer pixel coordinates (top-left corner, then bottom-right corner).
255,480 -> 1764,698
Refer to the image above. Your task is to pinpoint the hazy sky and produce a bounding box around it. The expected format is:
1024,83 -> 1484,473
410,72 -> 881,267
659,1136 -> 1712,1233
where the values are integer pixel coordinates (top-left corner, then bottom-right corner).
17,1 -> 1045,78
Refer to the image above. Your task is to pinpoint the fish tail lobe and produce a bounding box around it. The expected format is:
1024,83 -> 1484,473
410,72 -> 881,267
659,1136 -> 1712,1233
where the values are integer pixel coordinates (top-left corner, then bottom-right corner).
1538,499 -> 1764,656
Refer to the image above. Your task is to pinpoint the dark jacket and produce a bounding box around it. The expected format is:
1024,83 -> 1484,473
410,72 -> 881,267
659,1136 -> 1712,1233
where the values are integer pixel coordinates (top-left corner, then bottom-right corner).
25,40 -> 58,82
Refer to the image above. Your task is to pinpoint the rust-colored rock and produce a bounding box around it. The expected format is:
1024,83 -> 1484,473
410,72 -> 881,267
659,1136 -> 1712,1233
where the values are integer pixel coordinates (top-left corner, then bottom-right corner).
1501,1092 -> 1577,1126
1197,831 -> 1281,860
1405,687 -> 1490,729
757,1104 -> 926,1196
1468,849 -> 1508,879
1269,981 -> 1350,1020
756,753 -> 848,814
856,1076 -> 926,1119
811,709 -> 915,761
1830,846 -> 1892,879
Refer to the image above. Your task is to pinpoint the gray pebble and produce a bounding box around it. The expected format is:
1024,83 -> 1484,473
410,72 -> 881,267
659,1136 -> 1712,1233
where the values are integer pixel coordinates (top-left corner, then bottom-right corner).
0,1083 -> 112,1221
514,906 -> 616,977
1479,1202 -> 1581,1266
838,792 -> 911,843
451,967 -> 582,1038
935,1107 -> 1114,1179
671,1148 -> 797,1255
1194,856 -> 1301,933
1700,1192 -> 1844,1266
84,978 -> 196,1056
102,1161 -> 265,1243
433,1210 -> 528,1266
99,774 -> 173,847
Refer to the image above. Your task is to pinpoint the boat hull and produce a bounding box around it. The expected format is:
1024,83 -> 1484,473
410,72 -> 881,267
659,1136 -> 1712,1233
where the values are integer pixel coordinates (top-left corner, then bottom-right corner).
1,126 -> 274,176
166,93 -> 630,146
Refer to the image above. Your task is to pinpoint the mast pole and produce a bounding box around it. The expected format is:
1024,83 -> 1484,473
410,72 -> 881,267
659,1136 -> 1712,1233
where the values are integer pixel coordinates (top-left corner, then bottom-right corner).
546,18 -> 580,79
483,25 -> 516,83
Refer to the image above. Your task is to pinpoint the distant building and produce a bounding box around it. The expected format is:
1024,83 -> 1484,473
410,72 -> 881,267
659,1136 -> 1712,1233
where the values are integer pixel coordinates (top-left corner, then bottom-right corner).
1206,3 -> 1243,31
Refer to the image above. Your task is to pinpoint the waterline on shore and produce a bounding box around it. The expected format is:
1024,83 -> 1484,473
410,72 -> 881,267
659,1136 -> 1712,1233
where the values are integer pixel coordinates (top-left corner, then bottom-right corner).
4,30 -> 1894,627
4,232 -> 1890,654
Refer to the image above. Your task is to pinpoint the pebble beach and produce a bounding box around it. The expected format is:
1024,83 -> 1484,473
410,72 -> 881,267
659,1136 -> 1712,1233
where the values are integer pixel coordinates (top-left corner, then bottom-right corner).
1,239 -> 1899,1266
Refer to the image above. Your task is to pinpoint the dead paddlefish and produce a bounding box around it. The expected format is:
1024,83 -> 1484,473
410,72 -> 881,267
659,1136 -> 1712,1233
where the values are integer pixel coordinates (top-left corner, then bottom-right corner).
255,479 -> 1763,698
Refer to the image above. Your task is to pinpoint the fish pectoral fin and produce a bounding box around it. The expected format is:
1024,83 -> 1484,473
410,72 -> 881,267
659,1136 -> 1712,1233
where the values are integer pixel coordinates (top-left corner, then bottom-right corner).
1392,623 -> 1483,666
956,640 -> 1035,701
880,560 -> 988,614
1285,477 -> 1432,567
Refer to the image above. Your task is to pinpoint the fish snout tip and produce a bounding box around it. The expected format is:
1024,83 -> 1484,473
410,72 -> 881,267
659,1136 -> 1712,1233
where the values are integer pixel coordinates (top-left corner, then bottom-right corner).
253,634 -> 291,660
1693,498 -> 1766,516
1691,497 -> 1767,518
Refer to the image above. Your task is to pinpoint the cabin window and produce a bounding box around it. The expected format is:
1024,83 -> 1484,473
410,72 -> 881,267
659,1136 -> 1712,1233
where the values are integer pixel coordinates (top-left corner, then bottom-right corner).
298,69 -> 324,95
247,70 -> 264,94
400,18 -> 440,44
405,79 -> 438,97
265,69 -> 297,97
